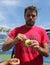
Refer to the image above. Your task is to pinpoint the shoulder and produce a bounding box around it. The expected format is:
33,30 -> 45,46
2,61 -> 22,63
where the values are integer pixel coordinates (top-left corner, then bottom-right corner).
8,25 -> 25,39
14,25 -> 25,29
10,25 -> 25,32
35,26 -> 46,32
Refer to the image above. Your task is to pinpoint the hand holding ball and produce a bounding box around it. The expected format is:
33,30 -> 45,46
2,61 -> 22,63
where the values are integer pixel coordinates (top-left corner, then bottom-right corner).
25,39 -> 30,46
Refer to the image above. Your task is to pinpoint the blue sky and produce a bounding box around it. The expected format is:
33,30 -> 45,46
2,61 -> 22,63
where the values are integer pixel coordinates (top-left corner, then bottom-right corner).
0,0 -> 50,29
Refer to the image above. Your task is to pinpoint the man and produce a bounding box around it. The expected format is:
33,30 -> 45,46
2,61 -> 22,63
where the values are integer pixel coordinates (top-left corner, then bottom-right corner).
2,6 -> 49,65
0,58 -> 20,65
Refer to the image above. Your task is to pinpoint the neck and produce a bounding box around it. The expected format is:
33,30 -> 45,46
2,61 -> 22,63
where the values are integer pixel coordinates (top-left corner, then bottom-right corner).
26,25 -> 34,29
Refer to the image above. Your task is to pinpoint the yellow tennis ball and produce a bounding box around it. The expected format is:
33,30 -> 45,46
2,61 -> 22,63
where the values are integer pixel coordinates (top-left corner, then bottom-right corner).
25,39 -> 30,46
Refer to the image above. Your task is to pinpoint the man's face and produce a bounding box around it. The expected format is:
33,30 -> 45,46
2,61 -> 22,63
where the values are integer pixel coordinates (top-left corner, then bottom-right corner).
24,10 -> 37,27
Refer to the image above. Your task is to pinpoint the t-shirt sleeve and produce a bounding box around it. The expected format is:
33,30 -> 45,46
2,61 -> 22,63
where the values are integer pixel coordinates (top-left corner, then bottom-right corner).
41,29 -> 49,44
8,28 -> 18,39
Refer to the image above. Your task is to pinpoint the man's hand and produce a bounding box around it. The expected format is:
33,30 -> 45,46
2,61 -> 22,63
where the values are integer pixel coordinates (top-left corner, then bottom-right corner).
29,40 -> 49,57
15,33 -> 27,44
30,40 -> 40,50
8,58 -> 20,65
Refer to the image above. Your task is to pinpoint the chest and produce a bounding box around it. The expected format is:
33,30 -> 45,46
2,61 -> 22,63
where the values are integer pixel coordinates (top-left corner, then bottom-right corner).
19,28 -> 42,43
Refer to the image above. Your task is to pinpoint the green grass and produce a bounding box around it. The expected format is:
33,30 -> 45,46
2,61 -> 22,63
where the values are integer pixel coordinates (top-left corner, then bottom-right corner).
44,64 -> 50,65
0,54 -> 11,61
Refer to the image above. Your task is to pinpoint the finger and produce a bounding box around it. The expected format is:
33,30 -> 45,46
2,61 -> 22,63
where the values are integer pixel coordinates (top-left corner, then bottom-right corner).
8,58 -> 20,65
31,40 -> 38,43
19,34 -> 27,40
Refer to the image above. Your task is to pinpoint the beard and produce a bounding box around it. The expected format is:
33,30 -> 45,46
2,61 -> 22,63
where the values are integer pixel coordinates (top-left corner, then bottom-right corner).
26,20 -> 35,27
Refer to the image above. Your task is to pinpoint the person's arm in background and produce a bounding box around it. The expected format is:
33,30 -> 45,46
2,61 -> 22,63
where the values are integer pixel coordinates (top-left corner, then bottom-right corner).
0,58 -> 20,65
0,61 -> 8,65
11,47 -> 15,58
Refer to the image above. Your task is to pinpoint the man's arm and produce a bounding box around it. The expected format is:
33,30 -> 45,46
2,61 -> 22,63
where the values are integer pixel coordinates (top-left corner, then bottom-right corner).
30,40 -> 49,57
2,33 -> 27,51
37,43 -> 49,57
2,37 -> 19,51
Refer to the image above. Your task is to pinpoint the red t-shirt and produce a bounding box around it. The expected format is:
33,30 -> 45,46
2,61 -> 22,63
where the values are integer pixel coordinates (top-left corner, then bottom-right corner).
8,25 -> 49,65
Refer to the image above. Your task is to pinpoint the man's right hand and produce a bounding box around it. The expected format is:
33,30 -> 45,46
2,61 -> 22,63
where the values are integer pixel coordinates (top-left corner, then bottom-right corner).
14,33 -> 27,44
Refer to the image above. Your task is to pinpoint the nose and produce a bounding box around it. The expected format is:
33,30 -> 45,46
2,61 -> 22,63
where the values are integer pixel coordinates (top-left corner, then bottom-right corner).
29,16 -> 32,19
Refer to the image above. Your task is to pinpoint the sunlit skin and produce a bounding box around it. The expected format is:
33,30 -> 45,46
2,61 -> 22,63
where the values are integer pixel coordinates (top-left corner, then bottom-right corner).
0,58 -> 20,65
24,10 -> 37,28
